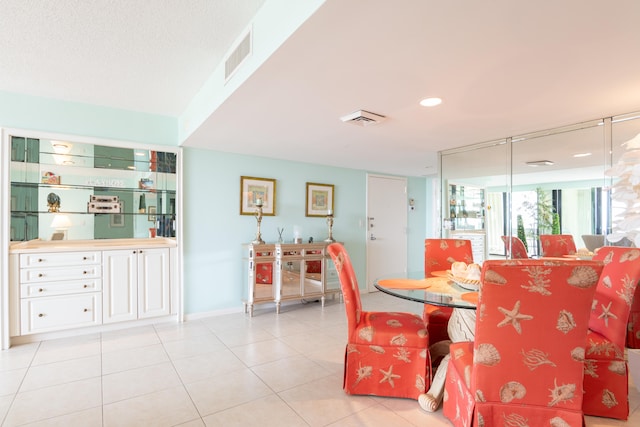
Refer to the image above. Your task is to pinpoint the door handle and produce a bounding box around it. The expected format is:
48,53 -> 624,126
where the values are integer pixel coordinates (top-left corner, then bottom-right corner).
370,234 -> 377,240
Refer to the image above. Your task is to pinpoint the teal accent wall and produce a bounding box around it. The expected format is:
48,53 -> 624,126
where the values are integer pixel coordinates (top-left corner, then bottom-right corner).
182,149 -> 428,314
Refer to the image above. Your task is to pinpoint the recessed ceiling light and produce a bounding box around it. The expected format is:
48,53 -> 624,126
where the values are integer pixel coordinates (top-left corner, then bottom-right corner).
573,152 -> 592,158
420,97 -> 442,107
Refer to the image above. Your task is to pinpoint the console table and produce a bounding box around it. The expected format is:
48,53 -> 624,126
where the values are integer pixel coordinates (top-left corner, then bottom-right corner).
242,242 -> 340,316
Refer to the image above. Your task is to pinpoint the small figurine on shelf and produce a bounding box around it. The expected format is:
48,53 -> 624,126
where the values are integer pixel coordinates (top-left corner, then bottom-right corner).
47,192 -> 61,212
277,227 -> 284,243
325,209 -> 335,242
252,198 -> 265,244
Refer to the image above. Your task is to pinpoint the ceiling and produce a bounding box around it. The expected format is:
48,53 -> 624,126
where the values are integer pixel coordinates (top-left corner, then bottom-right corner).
2,0 -> 640,177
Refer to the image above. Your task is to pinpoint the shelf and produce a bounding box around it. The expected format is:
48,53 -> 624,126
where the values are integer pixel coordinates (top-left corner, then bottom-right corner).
10,134 -> 178,242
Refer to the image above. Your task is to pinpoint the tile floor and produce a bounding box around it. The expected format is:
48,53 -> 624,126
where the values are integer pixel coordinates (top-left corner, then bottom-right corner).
0,292 -> 638,426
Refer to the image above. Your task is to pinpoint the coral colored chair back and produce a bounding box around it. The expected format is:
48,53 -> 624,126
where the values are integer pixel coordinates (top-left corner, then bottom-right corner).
423,239 -> 474,344
327,242 -> 431,400
327,243 -> 362,335
444,259 -> 602,427
501,236 -> 529,259
424,238 -> 474,276
540,234 -> 577,257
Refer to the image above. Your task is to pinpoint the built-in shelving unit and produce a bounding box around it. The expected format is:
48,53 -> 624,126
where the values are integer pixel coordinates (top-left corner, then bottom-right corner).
9,136 -> 176,241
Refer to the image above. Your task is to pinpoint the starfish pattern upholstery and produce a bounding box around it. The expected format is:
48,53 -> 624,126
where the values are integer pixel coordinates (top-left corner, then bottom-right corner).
423,239 -> 474,344
582,247 -> 640,420
540,234 -> 578,257
327,243 -> 431,400
443,259 -> 602,427
501,235 -> 529,259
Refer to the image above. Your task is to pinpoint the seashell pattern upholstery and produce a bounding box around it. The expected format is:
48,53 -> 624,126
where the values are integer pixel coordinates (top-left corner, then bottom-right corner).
443,259 -> 602,427
540,234 -> 578,257
582,247 -> 640,419
501,235 -> 529,259
423,239 -> 474,344
327,243 -> 431,400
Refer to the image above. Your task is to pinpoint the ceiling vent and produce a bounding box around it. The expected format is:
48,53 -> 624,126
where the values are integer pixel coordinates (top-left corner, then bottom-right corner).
224,26 -> 252,82
340,110 -> 386,126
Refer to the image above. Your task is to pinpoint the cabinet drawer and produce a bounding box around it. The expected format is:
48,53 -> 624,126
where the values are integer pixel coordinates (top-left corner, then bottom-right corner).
20,293 -> 102,335
20,251 -> 100,268
20,278 -> 102,298
20,265 -> 101,283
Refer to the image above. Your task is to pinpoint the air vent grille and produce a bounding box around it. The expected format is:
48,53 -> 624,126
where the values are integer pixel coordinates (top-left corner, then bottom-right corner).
340,110 -> 386,126
225,28 -> 252,82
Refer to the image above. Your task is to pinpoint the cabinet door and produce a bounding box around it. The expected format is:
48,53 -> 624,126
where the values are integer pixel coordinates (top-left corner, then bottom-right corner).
103,250 -> 137,323
137,248 -> 170,318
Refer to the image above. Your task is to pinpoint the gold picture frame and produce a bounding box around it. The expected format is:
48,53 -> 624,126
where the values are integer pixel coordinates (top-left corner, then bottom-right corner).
306,182 -> 334,217
240,176 -> 276,216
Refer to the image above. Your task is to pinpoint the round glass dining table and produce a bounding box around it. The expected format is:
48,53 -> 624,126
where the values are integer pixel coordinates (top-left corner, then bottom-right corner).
373,271 -> 478,310
374,271 -> 478,412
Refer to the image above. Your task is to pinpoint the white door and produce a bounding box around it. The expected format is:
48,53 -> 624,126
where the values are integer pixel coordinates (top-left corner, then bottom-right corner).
366,175 -> 408,292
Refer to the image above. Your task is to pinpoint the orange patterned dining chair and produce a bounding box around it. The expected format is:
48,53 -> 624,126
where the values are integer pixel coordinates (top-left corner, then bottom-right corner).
501,235 -> 529,259
423,239 -> 474,344
627,284 -> 640,349
327,242 -> 431,400
540,234 -> 577,257
582,247 -> 640,420
443,259 -> 602,427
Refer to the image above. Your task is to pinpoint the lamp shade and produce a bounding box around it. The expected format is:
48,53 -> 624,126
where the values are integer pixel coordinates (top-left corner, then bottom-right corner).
51,214 -> 72,229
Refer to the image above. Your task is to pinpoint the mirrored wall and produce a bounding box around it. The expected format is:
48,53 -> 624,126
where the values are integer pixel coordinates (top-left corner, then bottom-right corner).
10,134 -> 177,241
439,112 -> 640,259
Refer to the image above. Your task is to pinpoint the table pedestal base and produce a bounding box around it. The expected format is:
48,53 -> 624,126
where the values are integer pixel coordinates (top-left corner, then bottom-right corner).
419,308 -> 476,412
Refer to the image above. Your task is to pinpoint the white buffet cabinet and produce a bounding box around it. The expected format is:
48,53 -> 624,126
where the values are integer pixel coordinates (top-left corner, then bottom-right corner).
9,238 -> 177,340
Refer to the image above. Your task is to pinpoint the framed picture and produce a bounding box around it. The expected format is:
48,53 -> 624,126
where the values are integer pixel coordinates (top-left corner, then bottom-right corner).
306,182 -> 334,217
148,206 -> 157,221
240,176 -> 276,216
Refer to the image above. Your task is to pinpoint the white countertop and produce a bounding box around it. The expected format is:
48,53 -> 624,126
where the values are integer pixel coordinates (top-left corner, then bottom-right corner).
9,237 -> 177,253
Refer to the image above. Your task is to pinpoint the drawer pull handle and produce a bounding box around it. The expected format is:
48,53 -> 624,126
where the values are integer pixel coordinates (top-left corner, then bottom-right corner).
83,271 -> 87,275
38,288 -> 44,293
83,308 -> 89,312
38,258 -> 43,262
83,257 -> 88,260
38,313 -> 44,317
38,273 -> 44,277
83,284 -> 88,288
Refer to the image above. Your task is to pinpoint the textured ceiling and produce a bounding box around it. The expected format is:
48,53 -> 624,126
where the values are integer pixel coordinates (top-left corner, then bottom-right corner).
0,0 -> 265,116
2,0 -> 640,177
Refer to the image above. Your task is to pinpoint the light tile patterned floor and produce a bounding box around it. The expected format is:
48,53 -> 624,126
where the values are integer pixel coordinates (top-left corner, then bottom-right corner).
0,293 -> 638,426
